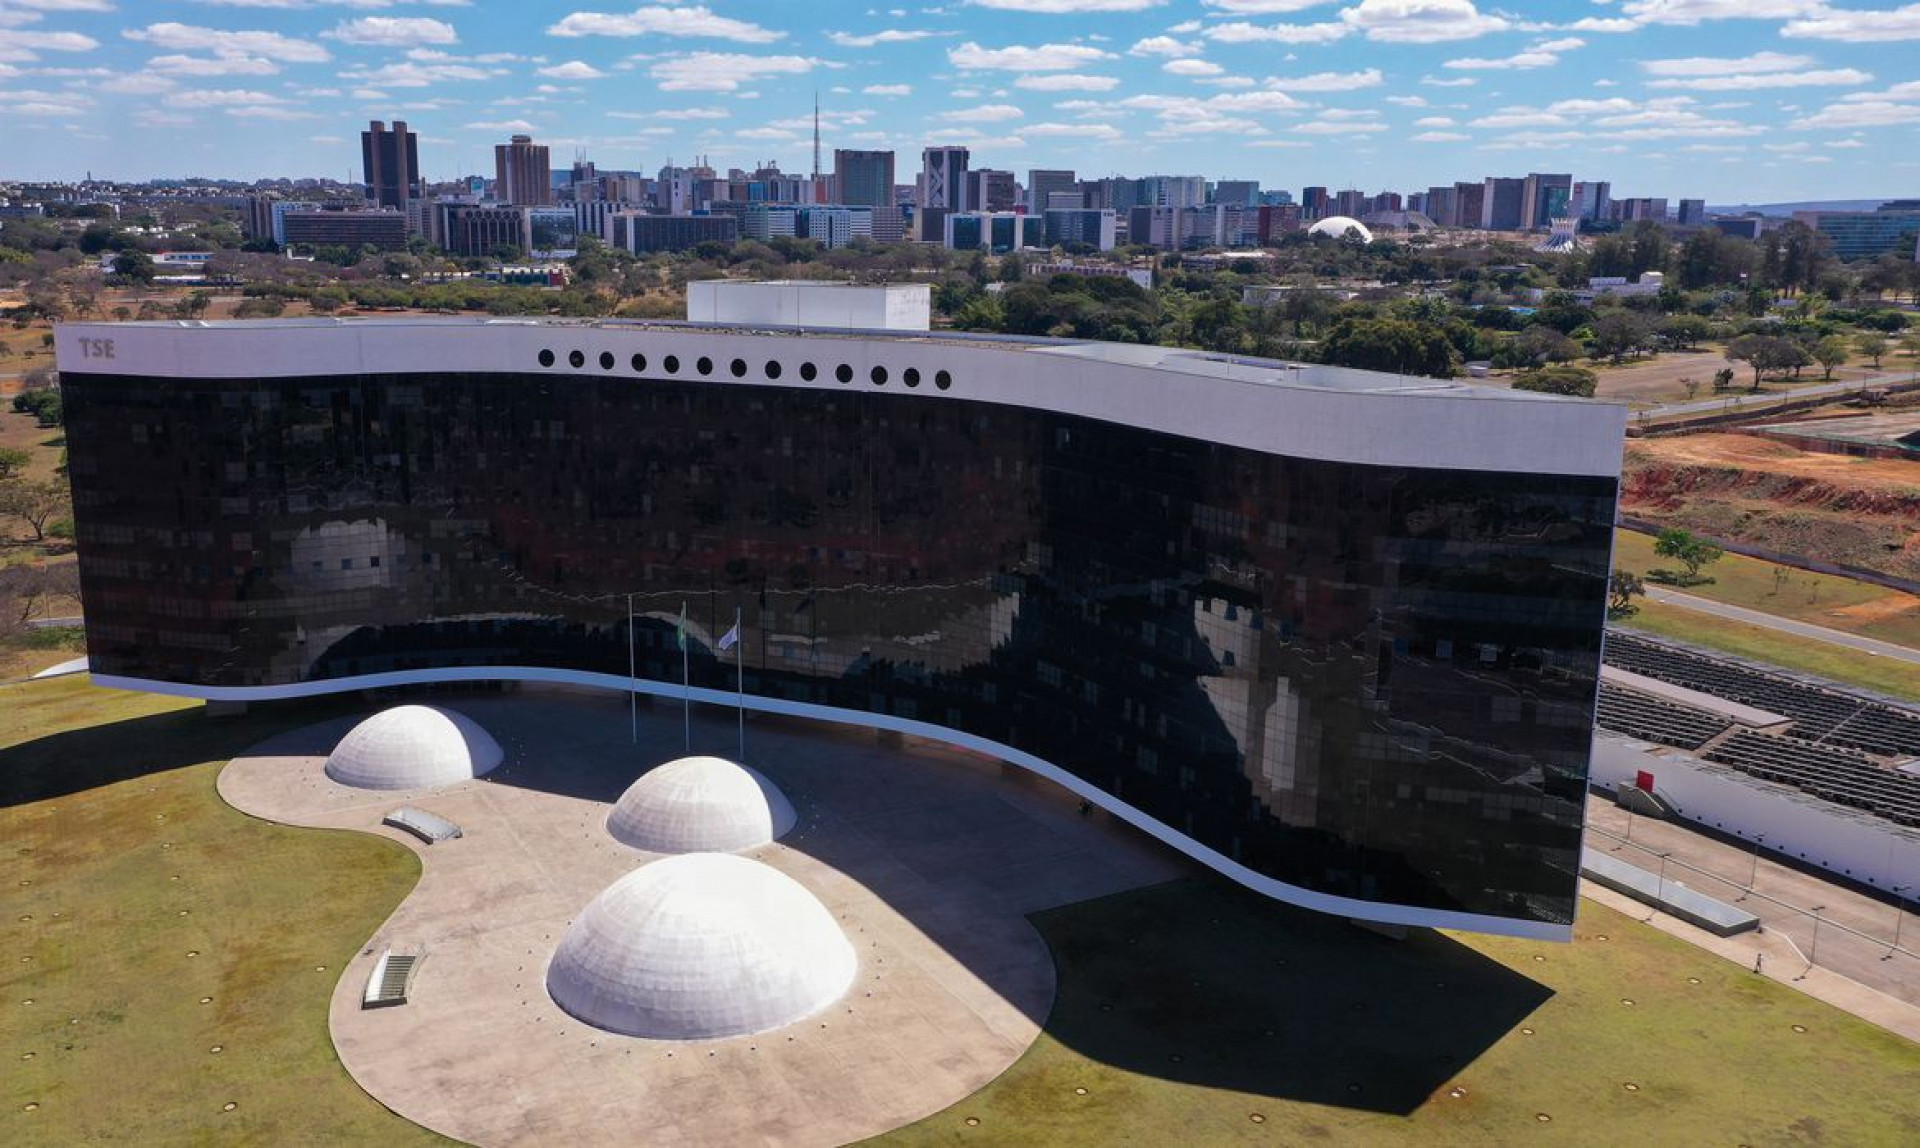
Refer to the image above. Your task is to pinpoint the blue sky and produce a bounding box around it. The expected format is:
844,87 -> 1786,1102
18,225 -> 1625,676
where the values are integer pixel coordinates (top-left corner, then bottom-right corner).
3,0 -> 1918,202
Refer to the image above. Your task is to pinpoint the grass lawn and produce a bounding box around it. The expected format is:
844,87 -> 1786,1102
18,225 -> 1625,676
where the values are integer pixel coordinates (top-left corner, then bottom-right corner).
1,676 -> 447,1146
0,625 -> 84,683
1613,527 -> 1920,651
877,880 -> 1920,1146
1619,599 -> 1920,704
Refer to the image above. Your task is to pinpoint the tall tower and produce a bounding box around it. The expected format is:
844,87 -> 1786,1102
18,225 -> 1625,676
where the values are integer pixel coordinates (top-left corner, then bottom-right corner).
920,146 -> 969,212
493,134 -> 553,206
361,120 -> 421,210
833,150 -> 895,209
812,93 -> 822,184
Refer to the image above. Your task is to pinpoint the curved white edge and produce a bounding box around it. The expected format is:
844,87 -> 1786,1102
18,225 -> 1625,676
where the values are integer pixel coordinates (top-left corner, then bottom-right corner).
53,322 -> 1628,478
93,665 -> 1576,943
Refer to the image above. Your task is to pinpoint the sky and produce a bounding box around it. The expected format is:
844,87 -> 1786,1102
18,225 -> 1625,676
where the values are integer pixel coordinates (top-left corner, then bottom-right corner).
2,0 -> 1919,203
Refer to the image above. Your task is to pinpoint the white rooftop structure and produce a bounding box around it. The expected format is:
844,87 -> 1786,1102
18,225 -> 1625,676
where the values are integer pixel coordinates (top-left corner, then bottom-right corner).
324,705 -> 503,790
1307,215 -> 1373,243
686,280 -> 931,331
545,853 -> 857,1040
607,755 -> 797,853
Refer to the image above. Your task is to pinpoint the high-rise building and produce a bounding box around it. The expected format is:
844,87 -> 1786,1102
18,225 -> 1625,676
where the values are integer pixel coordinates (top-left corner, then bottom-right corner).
494,134 -> 553,207
1520,173 -> 1572,230
1301,186 -> 1329,221
1570,180 -> 1611,222
1213,180 -> 1259,208
1481,177 -> 1526,231
1333,189 -> 1368,218
1454,181 -> 1487,230
1424,185 -> 1458,228
1792,207 -> 1920,259
1043,208 -> 1116,250
282,206 -> 408,252
833,149 -> 895,209
1027,169 -> 1076,214
361,120 -> 421,211
920,146 -> 969,212
969,168 -> 1018,214
1677,198 -> 1707,227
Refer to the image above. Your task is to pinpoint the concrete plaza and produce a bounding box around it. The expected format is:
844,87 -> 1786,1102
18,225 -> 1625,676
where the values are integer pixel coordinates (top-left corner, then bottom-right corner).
217,685 -> 1188,1147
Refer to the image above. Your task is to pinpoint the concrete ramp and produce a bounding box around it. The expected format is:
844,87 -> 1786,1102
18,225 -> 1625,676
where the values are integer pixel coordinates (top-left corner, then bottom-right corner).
1580,847 -> 1760,937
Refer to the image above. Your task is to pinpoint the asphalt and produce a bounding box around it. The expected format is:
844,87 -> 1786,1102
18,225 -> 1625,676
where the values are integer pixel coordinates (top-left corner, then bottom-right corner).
1646,367 -> 1920,419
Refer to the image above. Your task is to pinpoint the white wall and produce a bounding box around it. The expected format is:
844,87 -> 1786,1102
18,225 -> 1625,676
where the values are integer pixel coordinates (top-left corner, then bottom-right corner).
684,281 -> 930,331
1593,734 -> 1920,895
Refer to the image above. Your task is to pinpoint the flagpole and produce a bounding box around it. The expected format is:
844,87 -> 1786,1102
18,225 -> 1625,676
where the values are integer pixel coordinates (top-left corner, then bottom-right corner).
734,606 -> 745,763
680,600 -> 691,754
626,593 -> 637,746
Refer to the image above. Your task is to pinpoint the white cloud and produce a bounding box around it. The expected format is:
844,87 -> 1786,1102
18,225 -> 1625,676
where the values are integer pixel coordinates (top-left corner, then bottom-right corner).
539,60 -> 606,78
148,54 -> 280,76
1013,72 -> 1119,90
1295,119 -> 1387,134
827,29 -> 947,47
1023,120 -> 1122,139
1650,68 -> 1871,91
1784,4 -> 1920,41
734,126 -> 796,139
1264,67 -> 1382,90
862,82 -> 911,95
649,51 -> 814,91
949,41 -> 1114,71
1411,130 -> 1467,141
125,23 -> 329,63
1203,0 -> 1331,10
1205,20 -> 1351,43
1413,114 -> 1454,126
967,0 -> 1163,8
1621,0 -> 1821,24
1794,99 -> 1920,128
547,5 -> 783,42
1446,36 -> 1584,69
607,105 -> 728,118
1421,75 -> 1476,86
945,102 -> 1024,120
0,28 -> 98,63
1164,58 -> 1222,75
1340,0 -> 1510,43
1128,35 -> 1198,56
339,60 -> 500,86
1642,51 -> 1815,77
1384,94 -> 1426,106
466,118 -> 539,132
325,17 -> 458,47
163,86 -> 290,107
97,72 -> 178,94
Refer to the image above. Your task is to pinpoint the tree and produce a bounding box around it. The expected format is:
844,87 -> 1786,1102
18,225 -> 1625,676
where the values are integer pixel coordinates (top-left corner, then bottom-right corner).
1590,311 -> 1653,363
1812,335 -> 1850,381
1658,314 -> 1713,350
1725,333 -> 1804,389
1680,377 -> 1701,401
1854,331 -> 1890,369
1317,317 -> 1458,378
1712,366 -> 1736,392
0,447 -> 29,481
1510,365 -> 1599,397
1608,568 -> 1645,618
111,249 -> 156,285
0,479 -> 67,542
1653,527 -> 1724,585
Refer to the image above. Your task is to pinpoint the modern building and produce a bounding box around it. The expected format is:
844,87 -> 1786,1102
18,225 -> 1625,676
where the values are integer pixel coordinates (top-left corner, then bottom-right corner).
686,280 -> 929,330
1256,203 -> 1303,244
919,146 -> 969,213
1042,208 -> 1117,251
1481,177 -> 1526,231
944,212 -> 1041,253
442,204 -> 531,258
494,134 -> 553,207
361,121 -> 421,211
1027,168 -> 1077,214
608,212 -> 737,254
969,169 -> 1019,214
280,206 -> 408,252
1213,180 -> 1259,208
832,149 -> 894,209
1677,198 -> 1707,228
1520,173 -> 1572,231
1792,207 -> 1920,260
56,314 -> 1623,941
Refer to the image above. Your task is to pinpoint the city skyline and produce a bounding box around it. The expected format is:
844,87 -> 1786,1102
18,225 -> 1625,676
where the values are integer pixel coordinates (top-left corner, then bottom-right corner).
2,1 -> 1919,201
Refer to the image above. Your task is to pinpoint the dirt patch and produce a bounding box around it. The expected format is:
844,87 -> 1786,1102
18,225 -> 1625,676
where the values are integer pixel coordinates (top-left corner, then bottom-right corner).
1623,434 -> 1920,581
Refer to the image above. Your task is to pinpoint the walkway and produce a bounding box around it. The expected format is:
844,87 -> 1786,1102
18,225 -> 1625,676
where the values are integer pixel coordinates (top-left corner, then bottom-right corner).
1647,367 -> 1919,419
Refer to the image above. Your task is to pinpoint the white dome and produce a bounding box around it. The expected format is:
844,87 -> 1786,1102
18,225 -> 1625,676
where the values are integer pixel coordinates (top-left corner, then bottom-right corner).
546,853 -> 856,1040
324,705 -> 503,790
607,756 -> 797,853
1308,215 -> 1374,243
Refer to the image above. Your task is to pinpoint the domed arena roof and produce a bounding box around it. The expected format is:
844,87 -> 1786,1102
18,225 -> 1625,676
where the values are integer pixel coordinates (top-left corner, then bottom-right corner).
606,755 -> 797,854
1307,215 -> 1374,243
324,705 -> 503,790
545,853 -> 857,1040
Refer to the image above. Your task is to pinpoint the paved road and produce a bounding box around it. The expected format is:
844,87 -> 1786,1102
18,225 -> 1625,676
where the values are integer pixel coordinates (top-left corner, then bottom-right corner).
1646,367 -> 1920,419
1638,586 -> 1920,667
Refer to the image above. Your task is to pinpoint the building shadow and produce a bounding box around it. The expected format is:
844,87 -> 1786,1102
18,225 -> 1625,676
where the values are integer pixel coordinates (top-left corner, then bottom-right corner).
1032,876 -> 1554,1114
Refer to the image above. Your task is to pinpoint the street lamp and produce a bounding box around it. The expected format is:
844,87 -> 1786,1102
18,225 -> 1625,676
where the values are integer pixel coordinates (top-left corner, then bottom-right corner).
1739,833 -> 1767,901
1809,904 -> 1828,967
1646,852 -> 1671,922
1886,886 -> 1910,962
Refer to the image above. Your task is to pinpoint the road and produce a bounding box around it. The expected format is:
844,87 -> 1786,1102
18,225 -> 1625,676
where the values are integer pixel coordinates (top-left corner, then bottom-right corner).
1646,367 -> 1920,419
1640,586 -> 1920,667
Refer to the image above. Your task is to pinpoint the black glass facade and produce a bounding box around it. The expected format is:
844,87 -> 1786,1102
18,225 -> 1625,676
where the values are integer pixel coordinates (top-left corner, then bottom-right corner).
64,366 -> 1614,928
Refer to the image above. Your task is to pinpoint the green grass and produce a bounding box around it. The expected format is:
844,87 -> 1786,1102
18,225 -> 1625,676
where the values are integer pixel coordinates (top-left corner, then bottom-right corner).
1,677 -> 446,1146
1614,528 -> 1920,649
875,880 -> 1920,1146
1620,599 -> 1920,704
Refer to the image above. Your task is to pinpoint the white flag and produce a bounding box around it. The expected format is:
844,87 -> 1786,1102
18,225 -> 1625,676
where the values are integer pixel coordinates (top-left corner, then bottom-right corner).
717,621 -> 740,651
